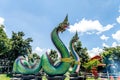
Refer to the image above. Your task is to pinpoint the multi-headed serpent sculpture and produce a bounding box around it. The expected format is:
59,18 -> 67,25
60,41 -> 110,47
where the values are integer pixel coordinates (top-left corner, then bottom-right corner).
13,15 -> 80,76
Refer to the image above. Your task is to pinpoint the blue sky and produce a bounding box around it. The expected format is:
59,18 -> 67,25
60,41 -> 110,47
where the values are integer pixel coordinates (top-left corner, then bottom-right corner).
0,0 -> 120,57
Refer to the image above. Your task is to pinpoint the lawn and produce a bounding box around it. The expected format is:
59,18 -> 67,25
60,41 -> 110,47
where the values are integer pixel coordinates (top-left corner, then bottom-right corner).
86,77 -> 108,80
0,74 -> 10,80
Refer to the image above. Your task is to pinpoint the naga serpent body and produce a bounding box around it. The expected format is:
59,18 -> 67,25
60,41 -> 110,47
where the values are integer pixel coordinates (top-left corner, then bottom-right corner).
13,56 -> 41,74
69,32 -> 80,73
13,15 -> 71,76
41,15 -> 70,76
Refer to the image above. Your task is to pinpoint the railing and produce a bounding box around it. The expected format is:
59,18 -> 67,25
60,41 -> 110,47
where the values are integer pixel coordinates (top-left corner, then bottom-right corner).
10,73 -> 109,80
11,74 -> 85,80
9,72 -> 120,80
85,73 -> 108,77
82,72 -> 120,80
0,59 -> 13,74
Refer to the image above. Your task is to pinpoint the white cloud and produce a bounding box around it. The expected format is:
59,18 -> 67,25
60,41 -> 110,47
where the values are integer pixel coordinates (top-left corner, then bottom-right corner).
46,49 -> 51,54
87,47 -> 103,57
33,47 -> 46,57
68,18 -> 114,34
111,42 -> 120,47
100,35 -> 109,41
0,17 -> 6,32
102,43 -> 109,47
112,30 -> 120,41
0,17 -> 4,25
33,47 -> 52,57
116,16 -> 120,24
101,42 -> 120,48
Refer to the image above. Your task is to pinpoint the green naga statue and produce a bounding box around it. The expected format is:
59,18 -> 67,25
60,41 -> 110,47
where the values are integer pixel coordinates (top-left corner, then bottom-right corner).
13,55 -> 41,74
13,15 -> 80,76
69,32 -> 80,74
41,15 -> 70,76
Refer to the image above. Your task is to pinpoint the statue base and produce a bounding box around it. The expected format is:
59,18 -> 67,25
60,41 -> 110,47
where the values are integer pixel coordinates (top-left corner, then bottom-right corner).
70,76 -> 85,80
70,73 -> 85,80
47,76 -> 65,80
70,73 -> 78,77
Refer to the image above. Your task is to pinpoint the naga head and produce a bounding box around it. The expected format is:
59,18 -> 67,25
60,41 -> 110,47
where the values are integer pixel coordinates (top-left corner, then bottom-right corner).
72,32 -> 79,43
57,15 -> 69,32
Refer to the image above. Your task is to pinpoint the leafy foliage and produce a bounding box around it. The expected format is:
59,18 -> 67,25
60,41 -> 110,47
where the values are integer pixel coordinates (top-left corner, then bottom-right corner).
0,25 -> 11,56
100,46 -> 120,73
83,59 -> 101,71
10,31 -> 33,60
73,40 -> 90,71
0,25 -> 37,73
101,46 -> 120,66
48,49 -> 58,65
28,53 -> 40,62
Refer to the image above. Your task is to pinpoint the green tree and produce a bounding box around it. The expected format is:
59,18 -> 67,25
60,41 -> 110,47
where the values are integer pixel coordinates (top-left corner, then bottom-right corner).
10,31 -> 33,60
0,25 -> 11,56
49,49 -> 58,65
74,40 -> 90,71
83,59 -> 101,72
28,53 -> 40,63
101,46 -> 120,66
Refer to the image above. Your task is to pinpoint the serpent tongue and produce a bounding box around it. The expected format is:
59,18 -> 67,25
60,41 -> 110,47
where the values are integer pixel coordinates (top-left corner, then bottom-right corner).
64,26 -> 67,28
64,25 -> 69,29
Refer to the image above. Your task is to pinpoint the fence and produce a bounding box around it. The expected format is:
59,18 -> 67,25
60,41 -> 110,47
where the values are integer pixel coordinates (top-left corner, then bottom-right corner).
11,74 -> 85,80
0,58 -> 13,74
6,72 -> 120,80
11,73 -> 111,80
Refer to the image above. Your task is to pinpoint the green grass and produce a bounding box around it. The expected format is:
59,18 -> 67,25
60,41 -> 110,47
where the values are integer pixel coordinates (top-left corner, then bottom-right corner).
0,74 -> 10,80
86,78 -> 100,80
86,77 -> 109,80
